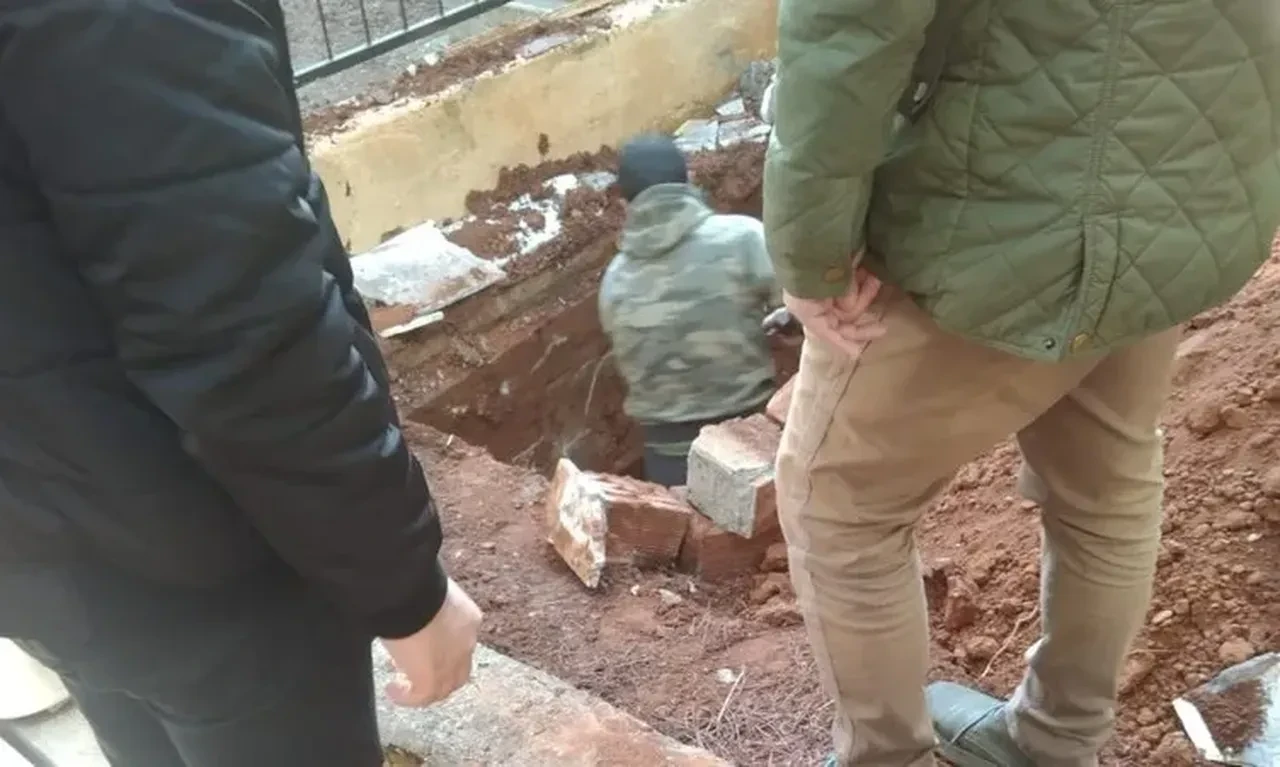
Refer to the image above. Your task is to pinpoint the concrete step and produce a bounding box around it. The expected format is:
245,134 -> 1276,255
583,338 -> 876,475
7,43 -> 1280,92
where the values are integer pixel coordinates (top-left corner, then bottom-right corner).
5,645 -> 728,767
376,644 -> 728,766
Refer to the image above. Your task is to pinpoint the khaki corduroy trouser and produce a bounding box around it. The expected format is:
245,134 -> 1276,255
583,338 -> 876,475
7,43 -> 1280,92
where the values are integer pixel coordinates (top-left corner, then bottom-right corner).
778,290 -> 1178,767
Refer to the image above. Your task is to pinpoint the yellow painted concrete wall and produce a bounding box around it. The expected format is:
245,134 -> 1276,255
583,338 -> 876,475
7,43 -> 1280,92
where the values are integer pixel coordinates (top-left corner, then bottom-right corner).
311,0 -> 778,252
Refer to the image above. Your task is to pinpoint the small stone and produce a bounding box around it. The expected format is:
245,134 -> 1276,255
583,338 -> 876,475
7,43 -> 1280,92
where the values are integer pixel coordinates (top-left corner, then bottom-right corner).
629,584 -> 641,596
964,636 -> 1000,663
714,668 -> 740,684
1246,570 -> 1265,585
760,542 -> 789,572
749,572 -> 790,605
1217,638 -> 1255,665
1150,732 -> 1199,766
945,582 -> 983,631
1262,466 -> 1280,497
657,588 -> 684,607
1185,401 -> 1224,436
1152,609 -> 1174,625
1216,509 -> 1260,531
480,541 -> 497,551
1020,499 -> 1039,511
1248,432 -> 1275,450
755,597 -> 803,627
1262,379 -> 1280,402
1220,405 -> 1250,429
1137,708 -> 1158,726
1119,653 -> 1156,695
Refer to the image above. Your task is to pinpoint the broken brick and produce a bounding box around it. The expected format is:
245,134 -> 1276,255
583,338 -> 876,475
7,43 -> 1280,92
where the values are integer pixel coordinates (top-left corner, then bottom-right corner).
678,509 -> 783,581
765,377 -> 794,425
546,459 -> 692,588
685,414 -> 781,538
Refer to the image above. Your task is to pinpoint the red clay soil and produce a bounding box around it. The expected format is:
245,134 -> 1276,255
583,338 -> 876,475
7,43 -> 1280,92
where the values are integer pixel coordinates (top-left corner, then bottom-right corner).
1184,678 -> 1266,756
446,140 -> 767,279
402,238 -> 1280,766
303,16 -> 611,136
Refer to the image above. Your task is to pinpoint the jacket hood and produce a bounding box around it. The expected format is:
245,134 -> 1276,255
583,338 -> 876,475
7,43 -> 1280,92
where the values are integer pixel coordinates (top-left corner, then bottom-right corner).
618,183 -> 713,259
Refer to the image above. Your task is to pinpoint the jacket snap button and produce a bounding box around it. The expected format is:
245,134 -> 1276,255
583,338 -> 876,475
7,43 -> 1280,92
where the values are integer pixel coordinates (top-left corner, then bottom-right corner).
1070,333 -> 1091,353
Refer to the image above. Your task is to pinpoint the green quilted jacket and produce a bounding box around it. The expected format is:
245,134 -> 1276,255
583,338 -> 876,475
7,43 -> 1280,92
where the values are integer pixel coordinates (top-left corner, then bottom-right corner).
764,0 -> 1280,361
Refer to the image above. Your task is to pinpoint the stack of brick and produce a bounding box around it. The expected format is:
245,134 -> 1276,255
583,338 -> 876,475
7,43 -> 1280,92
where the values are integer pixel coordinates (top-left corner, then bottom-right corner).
681,413 -> 785,578
545,388 -> 797,586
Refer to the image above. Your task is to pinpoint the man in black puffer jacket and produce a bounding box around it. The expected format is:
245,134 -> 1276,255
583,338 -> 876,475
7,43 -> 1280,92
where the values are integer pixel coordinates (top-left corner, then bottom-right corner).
0,2 -> 481,765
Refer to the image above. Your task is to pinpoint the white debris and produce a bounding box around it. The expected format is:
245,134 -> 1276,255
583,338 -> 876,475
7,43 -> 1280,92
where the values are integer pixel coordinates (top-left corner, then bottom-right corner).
657,588 -> 684,606
717,118 -> 771,148
580,171 -> 617,191
517,33 -> 578,59
714,668 -> 741,684
546,173 -> 581,196
716,97 -> 746,119
608,0 -> 675,28
379,310 -> 443,339
351,223 -> 505,311
674,119 -> 719,153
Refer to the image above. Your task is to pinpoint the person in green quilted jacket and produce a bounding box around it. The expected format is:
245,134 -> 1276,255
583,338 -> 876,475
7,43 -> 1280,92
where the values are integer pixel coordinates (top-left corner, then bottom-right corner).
762,0 -> 1280,764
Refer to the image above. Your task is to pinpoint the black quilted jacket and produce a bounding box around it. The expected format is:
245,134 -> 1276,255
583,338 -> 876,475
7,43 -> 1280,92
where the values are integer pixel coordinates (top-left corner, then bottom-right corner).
0,0 -> 447,639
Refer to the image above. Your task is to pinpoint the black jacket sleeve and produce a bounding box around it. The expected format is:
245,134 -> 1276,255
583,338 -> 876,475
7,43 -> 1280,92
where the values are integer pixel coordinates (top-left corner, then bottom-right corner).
0,1 -> 447,639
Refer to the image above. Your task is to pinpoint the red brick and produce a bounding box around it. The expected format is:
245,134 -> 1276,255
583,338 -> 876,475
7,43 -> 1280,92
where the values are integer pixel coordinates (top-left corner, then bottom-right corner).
546,459 -> 692,588
678,510 -> 783,581
765,377 -> 795,425
686,414 -> 781,538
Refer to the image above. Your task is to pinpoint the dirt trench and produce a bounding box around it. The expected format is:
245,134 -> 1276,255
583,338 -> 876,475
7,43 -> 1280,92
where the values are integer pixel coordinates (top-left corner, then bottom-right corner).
378,139 -> 784,479
374,132 -> 1279,765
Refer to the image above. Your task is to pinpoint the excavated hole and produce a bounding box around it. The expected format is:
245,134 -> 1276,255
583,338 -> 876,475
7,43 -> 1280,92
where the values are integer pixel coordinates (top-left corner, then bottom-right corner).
392,144 -> 792,480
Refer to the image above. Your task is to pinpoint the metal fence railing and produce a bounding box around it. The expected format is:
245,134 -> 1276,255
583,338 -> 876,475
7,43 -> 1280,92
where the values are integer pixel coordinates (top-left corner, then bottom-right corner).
289,0 -> 514,86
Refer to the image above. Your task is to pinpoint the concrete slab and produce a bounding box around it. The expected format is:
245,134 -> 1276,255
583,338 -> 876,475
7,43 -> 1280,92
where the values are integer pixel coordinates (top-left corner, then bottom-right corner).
9,643 -> 724,767
375,644 -> 729,766
351,223 -> 507,320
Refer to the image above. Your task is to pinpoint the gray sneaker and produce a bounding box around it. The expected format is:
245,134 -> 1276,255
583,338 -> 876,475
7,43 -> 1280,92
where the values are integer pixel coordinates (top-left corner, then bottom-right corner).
927,682 -> 1035,767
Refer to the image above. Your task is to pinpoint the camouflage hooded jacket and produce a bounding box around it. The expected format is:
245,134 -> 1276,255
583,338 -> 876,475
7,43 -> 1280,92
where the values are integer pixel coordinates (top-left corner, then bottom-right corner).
599,183 -> 779,425
765,0 -> 1280,362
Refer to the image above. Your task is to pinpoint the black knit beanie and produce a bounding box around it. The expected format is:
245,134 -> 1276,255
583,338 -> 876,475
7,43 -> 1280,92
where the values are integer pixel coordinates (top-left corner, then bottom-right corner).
617,134 -> 688,202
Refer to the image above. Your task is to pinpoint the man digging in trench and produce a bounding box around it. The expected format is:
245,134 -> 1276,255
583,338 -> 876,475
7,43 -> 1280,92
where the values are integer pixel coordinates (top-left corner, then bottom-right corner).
763,0 -> 1279,766
0,2 -> 482,765
599,134 -> 793,486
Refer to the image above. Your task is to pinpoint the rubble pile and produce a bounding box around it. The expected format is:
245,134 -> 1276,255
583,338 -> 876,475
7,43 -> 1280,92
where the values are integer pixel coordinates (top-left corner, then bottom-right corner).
546,396 -> 793,588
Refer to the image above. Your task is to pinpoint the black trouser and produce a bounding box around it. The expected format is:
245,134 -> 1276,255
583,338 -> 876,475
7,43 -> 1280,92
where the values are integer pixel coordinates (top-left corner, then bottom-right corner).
642,401 -> 770,487
12,559 -> 381,767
